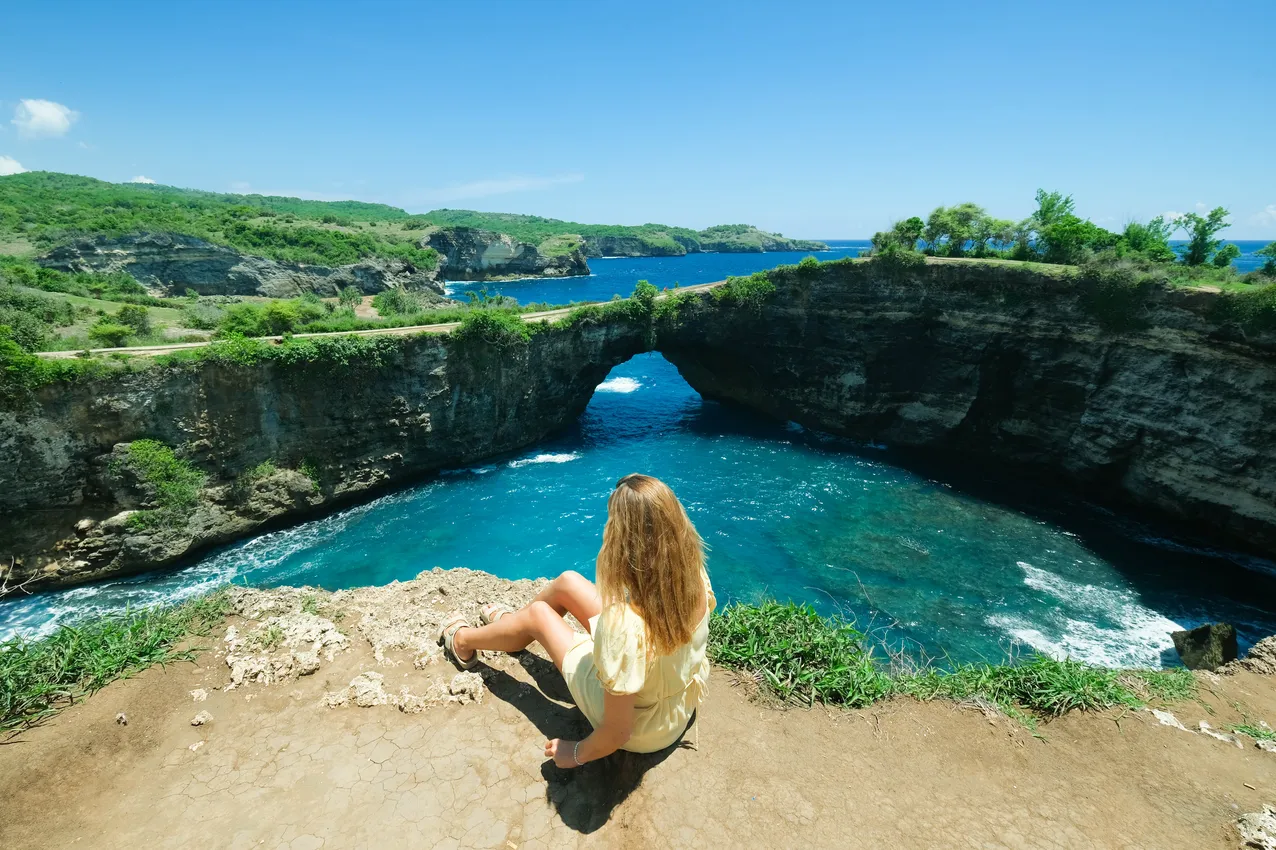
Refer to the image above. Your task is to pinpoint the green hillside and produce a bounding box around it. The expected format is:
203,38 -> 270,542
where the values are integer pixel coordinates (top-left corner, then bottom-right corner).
0,172 -> 432,268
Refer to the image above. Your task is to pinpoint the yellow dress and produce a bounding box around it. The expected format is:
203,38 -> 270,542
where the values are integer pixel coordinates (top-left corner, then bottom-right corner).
562,573 -> 715,754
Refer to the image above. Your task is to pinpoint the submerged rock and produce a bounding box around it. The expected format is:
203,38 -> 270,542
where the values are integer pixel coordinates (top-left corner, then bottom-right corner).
1172,623 -> 1238,671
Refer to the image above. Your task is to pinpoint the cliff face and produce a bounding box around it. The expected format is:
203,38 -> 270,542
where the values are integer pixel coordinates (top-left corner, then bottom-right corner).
39,232 -> 445,299
581,236 -> 687,258
0,322 -> 646,589
4,258 -> 1275,593
421,227 -> 589,280
660,260 -> 1276,557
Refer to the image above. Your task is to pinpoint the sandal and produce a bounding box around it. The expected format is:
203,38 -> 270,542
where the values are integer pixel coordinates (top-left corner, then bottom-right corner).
479,603 -> 514,625
438,615 -> 479,670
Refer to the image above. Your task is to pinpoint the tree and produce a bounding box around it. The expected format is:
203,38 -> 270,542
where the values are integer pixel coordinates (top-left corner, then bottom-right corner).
1212,243 -> 1241,268
1120,216 -> 1176,263
894,217 -> 925,250
1258,242 -> 1276,277
923,203 -> 985,257
338,286 -> 362,309
1027,189 -> 1117,265
1176,207 -> 1230,266
114,304 -> 152,335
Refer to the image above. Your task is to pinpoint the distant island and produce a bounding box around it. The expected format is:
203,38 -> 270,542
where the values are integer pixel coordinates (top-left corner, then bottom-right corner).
415,209 -> 828,257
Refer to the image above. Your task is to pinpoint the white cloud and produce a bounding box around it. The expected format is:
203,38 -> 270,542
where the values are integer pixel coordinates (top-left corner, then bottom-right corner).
409,172 -> 584,204
1251,205 -> 1276,228
12,99 -> 80,139
1162,210 -> 1186,222
0,155 -> 27,176
129,175 -> 156,184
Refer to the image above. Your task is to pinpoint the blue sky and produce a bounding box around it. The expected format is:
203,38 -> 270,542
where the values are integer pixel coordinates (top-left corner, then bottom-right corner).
2,0 -> 1273,238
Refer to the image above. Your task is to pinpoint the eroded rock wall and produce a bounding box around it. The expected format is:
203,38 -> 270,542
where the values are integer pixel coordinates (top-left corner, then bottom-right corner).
421,227 -> 589,280
660,260 -> 1276,557
39,232 -> 447,300
0,322 -> 646,588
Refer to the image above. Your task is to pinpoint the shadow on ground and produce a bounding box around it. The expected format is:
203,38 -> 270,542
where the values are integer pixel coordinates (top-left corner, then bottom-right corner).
484,651 -> 692,834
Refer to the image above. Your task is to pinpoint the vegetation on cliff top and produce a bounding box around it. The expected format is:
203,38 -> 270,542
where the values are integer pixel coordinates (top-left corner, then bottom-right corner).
867,189 -> 1272,286
709,599 -> 1195,728
0,172 -> 437,269
0,589 -> 231,734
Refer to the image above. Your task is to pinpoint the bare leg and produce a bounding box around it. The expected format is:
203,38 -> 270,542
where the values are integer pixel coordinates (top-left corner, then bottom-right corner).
531,570 -> 602,633
453,600 -> 578,671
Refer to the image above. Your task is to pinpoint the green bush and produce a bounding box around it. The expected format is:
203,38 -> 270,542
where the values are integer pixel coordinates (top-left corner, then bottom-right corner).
114,304 -> 152,335
1077,260 -> 1155,331
115,439 -> 206,529
180,302 -> 223,330
372,287 -> 426,315
338,286 -> 363,309
87,322 -> 133,348
450,310 -> 532,348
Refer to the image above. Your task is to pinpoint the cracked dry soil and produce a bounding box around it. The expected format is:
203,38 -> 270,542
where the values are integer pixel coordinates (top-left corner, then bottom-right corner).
4,568 -> 1276,849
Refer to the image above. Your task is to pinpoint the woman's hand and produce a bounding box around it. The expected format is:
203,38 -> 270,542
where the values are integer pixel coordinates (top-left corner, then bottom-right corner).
544,738 -> 580,769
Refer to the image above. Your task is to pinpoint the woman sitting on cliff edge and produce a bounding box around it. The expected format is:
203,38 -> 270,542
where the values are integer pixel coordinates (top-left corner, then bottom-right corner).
438,473 -> 714,765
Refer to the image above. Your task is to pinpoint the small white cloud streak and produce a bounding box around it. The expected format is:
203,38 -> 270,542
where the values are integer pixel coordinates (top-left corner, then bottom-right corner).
1252,205 -> 1276,228
129,175 -> 156,184
12,99 -> 79,139
408,173 -> 584,204
0,155 -> 27,175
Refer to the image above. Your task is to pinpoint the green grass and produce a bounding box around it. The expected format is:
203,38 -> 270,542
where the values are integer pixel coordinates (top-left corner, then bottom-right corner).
0,589 -> 230,733
1230,723 -> 1276,742
708,600 -> 1198,726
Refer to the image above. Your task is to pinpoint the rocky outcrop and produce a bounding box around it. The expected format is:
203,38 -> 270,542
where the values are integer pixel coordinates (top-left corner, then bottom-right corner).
0,320 -> 647,589
660,259 -> 1276,559
582,235 -> 687,258
38,232 -> 447,300
421,227 -> 589,280
1171,623 -> 1238,670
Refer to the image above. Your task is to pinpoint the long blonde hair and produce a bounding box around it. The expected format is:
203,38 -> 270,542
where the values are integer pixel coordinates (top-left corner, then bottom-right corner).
596,474 -> 706,655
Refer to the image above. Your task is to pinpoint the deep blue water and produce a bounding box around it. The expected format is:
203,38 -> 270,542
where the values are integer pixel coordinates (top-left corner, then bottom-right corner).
4,241 -> 1276,668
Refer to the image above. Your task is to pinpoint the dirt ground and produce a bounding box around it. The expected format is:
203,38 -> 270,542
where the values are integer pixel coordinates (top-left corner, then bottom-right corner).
3,569 -> 1276,850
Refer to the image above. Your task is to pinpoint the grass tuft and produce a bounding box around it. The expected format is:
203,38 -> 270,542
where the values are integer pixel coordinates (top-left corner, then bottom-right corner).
0,589 -> 230,733
708,600 -> 1196,725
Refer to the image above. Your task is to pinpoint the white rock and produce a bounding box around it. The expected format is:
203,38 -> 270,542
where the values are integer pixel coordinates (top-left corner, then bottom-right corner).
189,688 -> 208,702
190,711 -> 213,726
1237,805 -> 1276,850
115,712 -> 127,726
1151,709 -> 1189,731
1198,721 -> 1244,748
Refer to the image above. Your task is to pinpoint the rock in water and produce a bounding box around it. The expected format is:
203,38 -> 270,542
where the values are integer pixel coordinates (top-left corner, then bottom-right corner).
1171,623 -> 1238,671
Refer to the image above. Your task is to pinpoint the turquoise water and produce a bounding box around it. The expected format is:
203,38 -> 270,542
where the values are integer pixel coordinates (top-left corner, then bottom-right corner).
4,244 -> 1276,667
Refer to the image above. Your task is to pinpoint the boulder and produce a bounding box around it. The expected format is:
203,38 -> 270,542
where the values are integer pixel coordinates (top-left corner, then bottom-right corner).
1171,623 -> 1238,671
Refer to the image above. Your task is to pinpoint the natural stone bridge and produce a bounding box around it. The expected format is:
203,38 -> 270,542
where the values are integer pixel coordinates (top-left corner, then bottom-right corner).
3,259 -> 1275,590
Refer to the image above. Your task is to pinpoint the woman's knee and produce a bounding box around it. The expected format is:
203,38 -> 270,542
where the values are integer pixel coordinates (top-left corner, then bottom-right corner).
526,599 -> 560,629
555,570 -> 587,589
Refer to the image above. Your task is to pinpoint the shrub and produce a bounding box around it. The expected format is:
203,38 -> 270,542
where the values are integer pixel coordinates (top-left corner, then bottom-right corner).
88,322 -> 133,348
797,255 -> 821,276
116,439 -> 206,529
1077,260 -> 1155,331
338,286 -> 363,309
114,304 -> 152,335
181,302 -> 223,330
372,287 -> 425,315
712,272 -> 776,309
450,310 -> 532,348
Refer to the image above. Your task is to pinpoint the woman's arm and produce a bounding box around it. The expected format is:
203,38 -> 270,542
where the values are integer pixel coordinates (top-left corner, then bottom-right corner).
545,690 -> 637,768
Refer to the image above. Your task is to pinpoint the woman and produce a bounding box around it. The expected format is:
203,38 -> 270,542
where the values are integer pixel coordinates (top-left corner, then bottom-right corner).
438,473 -> 714,767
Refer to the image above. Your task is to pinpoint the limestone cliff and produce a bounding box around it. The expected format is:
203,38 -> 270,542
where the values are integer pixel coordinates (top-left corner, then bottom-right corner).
38,232 -> 447,300
660,260 -> 1276,558
0,322 -> 645,589
421,227 -> 589,280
